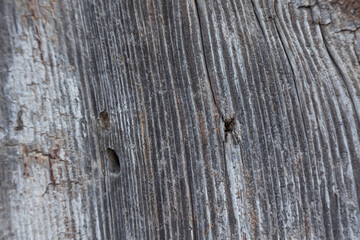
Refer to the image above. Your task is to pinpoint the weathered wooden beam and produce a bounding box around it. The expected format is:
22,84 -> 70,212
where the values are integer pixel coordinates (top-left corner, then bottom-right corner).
1,0 -> 359,239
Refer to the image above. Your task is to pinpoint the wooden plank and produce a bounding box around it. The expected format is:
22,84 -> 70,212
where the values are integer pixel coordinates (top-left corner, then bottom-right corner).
0,0 -> 359,239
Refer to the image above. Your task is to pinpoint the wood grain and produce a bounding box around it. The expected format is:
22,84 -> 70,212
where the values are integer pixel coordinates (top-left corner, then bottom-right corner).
1,0 -> 359,239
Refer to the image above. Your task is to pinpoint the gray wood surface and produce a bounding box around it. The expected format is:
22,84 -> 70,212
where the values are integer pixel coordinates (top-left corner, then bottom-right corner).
1,0 -> 360,239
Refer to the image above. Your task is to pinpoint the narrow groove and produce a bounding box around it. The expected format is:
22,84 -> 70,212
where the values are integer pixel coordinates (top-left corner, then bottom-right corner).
272,19 -> 308,145
193,0 -> 223,120
250,0 -> 267,43
172,1 -> 199,237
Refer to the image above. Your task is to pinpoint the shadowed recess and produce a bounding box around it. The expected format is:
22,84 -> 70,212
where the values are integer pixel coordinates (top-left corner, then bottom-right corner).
106,148 -> 120,172
99,110 -> 110,130
224,117 -> 235,133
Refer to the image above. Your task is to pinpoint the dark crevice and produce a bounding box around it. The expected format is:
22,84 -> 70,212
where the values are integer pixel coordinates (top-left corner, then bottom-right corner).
334,26 -> 360,33
193,0 -> 223,120
297,4 -> 316,9
14,109 -> 24,131
318,24 -> 360,125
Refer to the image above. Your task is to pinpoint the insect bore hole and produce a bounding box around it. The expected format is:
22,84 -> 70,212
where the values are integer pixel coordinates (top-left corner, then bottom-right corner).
106,148 -> 120,172
224,118 -> 235,133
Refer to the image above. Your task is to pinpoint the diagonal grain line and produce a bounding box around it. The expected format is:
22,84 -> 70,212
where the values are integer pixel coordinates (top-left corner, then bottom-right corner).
193,0 -> 223,120
318,24 -> 360,126
273,22 -> 307,139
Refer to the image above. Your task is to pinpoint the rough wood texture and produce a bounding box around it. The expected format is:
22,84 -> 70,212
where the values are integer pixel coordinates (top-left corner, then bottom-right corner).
1,0 -> 359,239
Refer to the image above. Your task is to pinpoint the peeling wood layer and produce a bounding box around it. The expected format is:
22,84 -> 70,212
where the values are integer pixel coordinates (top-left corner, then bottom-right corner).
0,0 -> 359,239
